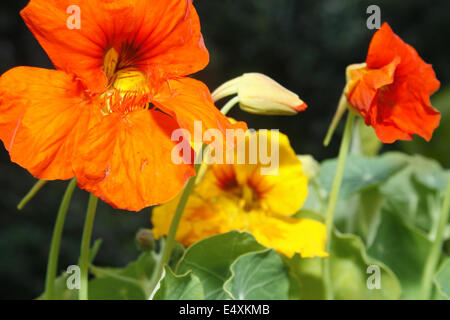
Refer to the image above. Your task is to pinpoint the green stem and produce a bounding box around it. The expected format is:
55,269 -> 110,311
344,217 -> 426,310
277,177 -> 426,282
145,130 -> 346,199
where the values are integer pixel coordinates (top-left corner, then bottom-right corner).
422,177 -> 450,299
323,111 -> 355,300
17,179 -> 48,210
220,96 -> 240,115
79,193 -> 98,300
44,178 -> 77,300
148,98 -> 239,296
324,92 -> 351,147
149,156 -> 203,295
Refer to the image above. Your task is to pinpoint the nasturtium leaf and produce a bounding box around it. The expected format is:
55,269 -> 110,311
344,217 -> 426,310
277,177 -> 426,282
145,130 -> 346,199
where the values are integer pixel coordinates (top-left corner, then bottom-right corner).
409,155 -> 448,191
285,230 -> 401,300
153,266 -> 204,300
320,153 -> 407,199
380,162 -> 443,235
434,259 -> 450,299
330,231 -> 401,300
350,188 -> 384,246
224,249 -> 289,300
368,207 -> 433,299
176,231 -> 266,299
89,251 -> 157,300
283,255 -> 325,300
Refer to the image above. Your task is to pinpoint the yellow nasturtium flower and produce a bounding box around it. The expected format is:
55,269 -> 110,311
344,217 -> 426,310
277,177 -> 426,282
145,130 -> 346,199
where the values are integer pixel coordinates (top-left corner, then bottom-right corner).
152,131 -> 327,258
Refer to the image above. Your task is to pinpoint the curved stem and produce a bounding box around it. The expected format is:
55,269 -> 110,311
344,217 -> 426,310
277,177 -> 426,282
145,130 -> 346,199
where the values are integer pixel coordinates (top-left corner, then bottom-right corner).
324,92 -> 351,147
44,178 -> 77,300
79,193 -> 98,300
148,98 -> 238,297
220,96 -> 240,115
323,111 -> 355,300
17,179 -> 48,210
422,177 -> 450,299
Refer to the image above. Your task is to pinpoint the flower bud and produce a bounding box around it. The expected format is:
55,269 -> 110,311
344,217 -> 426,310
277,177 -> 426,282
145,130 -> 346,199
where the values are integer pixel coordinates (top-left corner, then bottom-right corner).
135,229 -> 155,251
212,73 -> 307,115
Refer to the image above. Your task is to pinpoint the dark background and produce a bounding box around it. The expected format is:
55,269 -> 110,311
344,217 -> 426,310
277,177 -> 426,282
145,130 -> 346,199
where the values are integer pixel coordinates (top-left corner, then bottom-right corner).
1,0 -> 449,299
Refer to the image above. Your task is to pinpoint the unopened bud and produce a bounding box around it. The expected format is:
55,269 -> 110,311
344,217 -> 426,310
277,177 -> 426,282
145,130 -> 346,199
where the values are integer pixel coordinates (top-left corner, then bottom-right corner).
212,73 -> 307,115
135,229 -> 155,251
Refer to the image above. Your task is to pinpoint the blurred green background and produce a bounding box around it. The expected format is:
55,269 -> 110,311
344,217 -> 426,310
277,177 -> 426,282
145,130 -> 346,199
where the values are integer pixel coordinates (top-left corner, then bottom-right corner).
0,0 -> 449,299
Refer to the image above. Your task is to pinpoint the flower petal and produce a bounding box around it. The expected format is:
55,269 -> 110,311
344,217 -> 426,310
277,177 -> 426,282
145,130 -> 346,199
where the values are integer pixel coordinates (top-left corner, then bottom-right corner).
74,109 -> 194,211
0,67 -> 98,180
248,214 -> 328,258
367,23 -> 440,95
152,195 -> 327,258
255,131 -> 309,216
21,0 -> 208,93
195,131 -> 308,216
346,58 -> 399,117
154,77 -> 247,138
371,81 -> 441,142
152,194 -> 233,246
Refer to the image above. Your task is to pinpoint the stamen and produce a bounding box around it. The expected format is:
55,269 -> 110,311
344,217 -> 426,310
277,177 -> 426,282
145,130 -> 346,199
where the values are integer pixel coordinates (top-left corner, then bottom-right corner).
101,48 -> 151,115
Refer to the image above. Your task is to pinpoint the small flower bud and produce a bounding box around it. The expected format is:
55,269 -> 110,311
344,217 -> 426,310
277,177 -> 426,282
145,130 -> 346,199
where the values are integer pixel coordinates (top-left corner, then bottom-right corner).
212,73 -> 307,115
135,229 -> 155,251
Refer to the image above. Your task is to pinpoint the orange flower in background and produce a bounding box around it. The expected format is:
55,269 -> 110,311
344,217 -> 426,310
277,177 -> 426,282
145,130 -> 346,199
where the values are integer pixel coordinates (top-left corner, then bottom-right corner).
345,22 -> 440,143
0,0 -> 244,211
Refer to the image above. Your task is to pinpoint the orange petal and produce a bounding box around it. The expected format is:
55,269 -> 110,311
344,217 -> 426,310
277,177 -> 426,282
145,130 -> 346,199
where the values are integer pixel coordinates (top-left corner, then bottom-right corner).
21,0 -> 208,93
134,0 -> 209,77
0,67 -> 98,180
346,58 -> 399,117
368,23 -> 439,91
154,77 -> 247,138
74,109 -> 195,211
370,81 -> 441,143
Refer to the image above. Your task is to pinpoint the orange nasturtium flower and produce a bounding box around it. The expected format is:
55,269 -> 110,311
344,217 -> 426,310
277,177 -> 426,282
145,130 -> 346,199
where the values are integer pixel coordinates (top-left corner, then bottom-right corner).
345,22 -> 440,143
152,131 -> 328,258
0,0 -> 243,211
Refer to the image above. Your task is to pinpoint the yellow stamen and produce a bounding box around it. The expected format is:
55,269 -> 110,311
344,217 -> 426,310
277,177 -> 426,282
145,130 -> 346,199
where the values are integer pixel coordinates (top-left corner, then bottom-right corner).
101,48 -> 150,115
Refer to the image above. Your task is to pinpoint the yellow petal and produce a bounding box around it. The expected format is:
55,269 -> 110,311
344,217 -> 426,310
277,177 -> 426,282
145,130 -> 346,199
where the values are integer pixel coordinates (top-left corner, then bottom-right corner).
151,194 -> 243,247
248,213 -> 328,258
240,130 -> 308,216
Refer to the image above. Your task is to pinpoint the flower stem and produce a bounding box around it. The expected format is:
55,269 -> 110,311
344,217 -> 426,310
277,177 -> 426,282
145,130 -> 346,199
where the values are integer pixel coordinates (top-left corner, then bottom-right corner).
149,154 -> 203,295
79,193 -> 98,300
17,179 -> 48,210
323,111 -> 355,300
44,178 -> 77,300
324,92 -> 351,147
220,96 -> 240,115
422,177 -> 450,299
